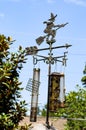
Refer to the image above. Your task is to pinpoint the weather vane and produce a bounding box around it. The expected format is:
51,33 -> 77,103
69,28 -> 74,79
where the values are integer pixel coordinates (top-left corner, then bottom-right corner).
25,12 -> 72,129
36,13 -> 68,45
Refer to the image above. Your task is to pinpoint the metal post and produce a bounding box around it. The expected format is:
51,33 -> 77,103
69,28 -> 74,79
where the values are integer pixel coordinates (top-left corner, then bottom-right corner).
46,62 -> 51,128
46,42 -> 52,128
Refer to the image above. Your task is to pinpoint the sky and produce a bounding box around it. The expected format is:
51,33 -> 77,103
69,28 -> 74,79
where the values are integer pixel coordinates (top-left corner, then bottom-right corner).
0,0 -> 86,114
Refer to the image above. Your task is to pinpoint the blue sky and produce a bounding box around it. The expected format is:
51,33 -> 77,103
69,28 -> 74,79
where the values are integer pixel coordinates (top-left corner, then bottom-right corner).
0,0 -> 86,112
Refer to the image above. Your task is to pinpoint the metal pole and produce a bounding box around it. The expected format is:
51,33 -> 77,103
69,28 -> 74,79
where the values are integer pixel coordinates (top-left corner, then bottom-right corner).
46,62 -> 51,128
46,43 -> 52,128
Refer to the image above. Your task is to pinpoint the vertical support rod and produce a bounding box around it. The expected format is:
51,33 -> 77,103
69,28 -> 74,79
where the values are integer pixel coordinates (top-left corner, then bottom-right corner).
46,43 -> 52,128
46,63 -> 51,128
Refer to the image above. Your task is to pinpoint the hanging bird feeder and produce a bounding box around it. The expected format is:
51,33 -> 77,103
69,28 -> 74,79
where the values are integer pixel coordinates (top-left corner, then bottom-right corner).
26,68 -> 40,122
49,72 -> 65,112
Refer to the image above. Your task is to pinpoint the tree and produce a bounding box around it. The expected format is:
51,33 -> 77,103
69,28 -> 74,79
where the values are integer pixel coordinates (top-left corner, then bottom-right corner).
0,34 -> 29,129
81,64 -> 86,88
65,87 -> 86,130
55,65 -> 86,130
41,105 -> 47,117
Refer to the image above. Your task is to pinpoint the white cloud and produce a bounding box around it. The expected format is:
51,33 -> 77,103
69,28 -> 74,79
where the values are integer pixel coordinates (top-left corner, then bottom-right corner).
0,13 -> 5,18
64,0 -> 86,7
10,0 -> 20,1
0,0 -> 21,2
47,0 -> 55,3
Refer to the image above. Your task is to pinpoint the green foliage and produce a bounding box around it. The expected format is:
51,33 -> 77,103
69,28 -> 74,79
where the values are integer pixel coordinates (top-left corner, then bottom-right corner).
17,123 -> 32,130
41,104 -> 47,117
54,86 -> 86,129
81,64 -> 86,87
81,76 -> 86,88
0,34 -> 29,129
0,113 -> 15,130
65,88 -> 86,129
65,119 -> 86,130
